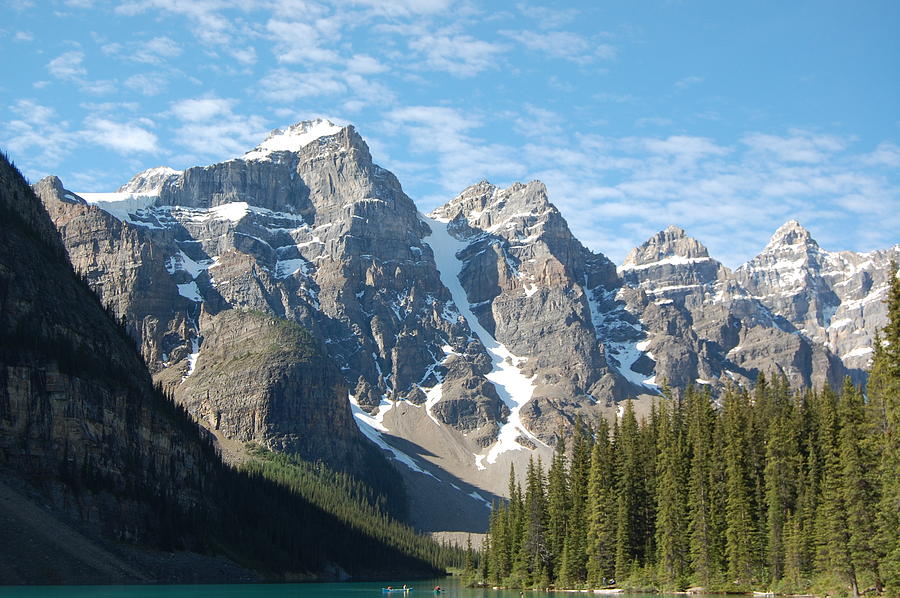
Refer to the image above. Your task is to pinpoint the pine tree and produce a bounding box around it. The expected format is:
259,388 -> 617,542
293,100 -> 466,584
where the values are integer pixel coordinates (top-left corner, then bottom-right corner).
838,379 -> 883,593
546,433 -> 570,582
520,457 -> 550,587
869,262 -> 900,595
812,385 -> 841,574
464,534 -> 476,579
560,423 -> 591,587
640,401 -> 660,562
722,386 -> 756,586
764,378 -> 798,582
586,417 -> 617,587
614,400 -> 645,579
815,383 -> 861,595
686,385 -> 720,586
487,502 -> 505,584
507,466 -> 527,585
655,398 -> 687,587
782,509 -> 804,590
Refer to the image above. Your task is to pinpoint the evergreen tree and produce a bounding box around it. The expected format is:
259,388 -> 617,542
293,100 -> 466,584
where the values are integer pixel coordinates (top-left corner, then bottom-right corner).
488,500 -> 508,584
655,398 -> 687,587
464,534 -> 476,579
815,383 -> 861,595
546,433 -> 570,581
782,509 -> 804,590
722,386 -> 756,586
614,400 -> 645,579
560,423 -> 591,587
520,457 -> 550,587
838,379 -> 883,592
640,401 -> 660,562
764,377 -> 798,582
507,466 -> 527,585
586,417 -> 617,586
686,385 -> 720,586
812,385 -> 841,576
869,262 -> 900,595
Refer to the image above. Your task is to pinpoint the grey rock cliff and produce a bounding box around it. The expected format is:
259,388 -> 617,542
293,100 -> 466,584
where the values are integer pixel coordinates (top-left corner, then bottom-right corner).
32,120 -> 897,531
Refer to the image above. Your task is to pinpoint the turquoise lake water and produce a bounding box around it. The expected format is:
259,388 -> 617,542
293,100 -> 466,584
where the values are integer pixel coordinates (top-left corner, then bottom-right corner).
0,577 -> 692,598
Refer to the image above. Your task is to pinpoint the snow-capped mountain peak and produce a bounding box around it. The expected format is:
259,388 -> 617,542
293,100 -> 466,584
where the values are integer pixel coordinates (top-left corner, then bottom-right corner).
762,219 -> 817,252
243,118 -> 345,161
620,225 -> 713,270
117,166 -> 182,195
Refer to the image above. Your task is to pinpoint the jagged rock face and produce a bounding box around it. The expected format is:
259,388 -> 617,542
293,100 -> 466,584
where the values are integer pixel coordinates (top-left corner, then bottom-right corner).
33,118 -> 896,528
170,309 -> 365,464
620,225 -> 724,291
32,176 -> 192,372
735,220 -> 900,371
619,221 -> 891,391
0,155 -> 211,546
36,122 -> 506,471
118,166 -> 181,194
430,181 -> 637,442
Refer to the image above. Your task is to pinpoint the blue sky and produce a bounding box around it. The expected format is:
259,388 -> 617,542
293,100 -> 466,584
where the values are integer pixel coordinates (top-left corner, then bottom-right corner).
2,0 -> 898,266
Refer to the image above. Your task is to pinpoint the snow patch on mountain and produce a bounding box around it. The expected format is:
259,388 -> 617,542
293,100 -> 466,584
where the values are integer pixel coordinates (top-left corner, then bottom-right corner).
424,214 -> 546,469
177,281 -> 203,302
76,192 -> 158,222
619,255 -> 713,272
349,395 -> 438,479
118,166 -> 181,195
243,119 -> 343,161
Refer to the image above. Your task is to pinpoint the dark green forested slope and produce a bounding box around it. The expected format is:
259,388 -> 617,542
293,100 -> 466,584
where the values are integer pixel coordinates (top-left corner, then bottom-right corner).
0,152 -> 446,582
477,265 -> 900,596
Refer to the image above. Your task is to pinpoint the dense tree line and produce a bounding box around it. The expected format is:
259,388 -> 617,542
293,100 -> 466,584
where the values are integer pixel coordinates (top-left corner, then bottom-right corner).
241,445 -> 466,572
476,266 -> 900,596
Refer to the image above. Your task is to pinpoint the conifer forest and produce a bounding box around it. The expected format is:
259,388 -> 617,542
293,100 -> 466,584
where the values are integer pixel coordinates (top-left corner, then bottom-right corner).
475,267 -> 900,596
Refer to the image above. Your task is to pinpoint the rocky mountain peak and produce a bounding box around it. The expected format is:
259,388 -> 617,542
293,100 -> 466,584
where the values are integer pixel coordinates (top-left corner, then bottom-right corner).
242,118 -> 346,161
762,219 -> 818,253
430,180 -> 553,235
621,225 -> 712,269
32,175 -> 84,205
118,166 -> 182,195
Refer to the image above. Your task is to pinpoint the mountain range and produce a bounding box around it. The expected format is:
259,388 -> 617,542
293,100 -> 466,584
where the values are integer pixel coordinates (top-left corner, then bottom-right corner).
30,119 -> 899,533
0,150 -> 447,582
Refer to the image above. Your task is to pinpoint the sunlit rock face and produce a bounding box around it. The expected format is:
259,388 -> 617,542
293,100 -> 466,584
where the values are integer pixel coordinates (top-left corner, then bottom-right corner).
34,120 -> 898,532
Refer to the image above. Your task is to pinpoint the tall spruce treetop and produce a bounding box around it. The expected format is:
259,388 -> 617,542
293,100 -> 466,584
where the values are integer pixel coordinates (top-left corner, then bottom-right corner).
870,262 -> 900,593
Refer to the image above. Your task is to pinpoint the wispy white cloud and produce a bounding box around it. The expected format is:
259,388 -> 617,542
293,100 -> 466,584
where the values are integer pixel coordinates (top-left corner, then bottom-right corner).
258,68 -> 346,102
115,0 -> 236,45
635,116 -> 674,128
346,0 -> 453,17
124,72 -> 168,96
862,141 -> 900,167
267,18 -> 340,64
516,3 -> 579,29
384,105 -> 525,199
132,36 -> 182,64
674,75 -> 703,90
170,97 -> 234,121
45,48 -> 117,95
81,117 -> 159,154
513,105 -> 565,139
502,29 -> 615,64
168,96 -> 267,159
742,130 -> 846,163
47,50 -> 87,79
346,53 -> 387,74
408,32 -> 506,77
2,100 -> 78,168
